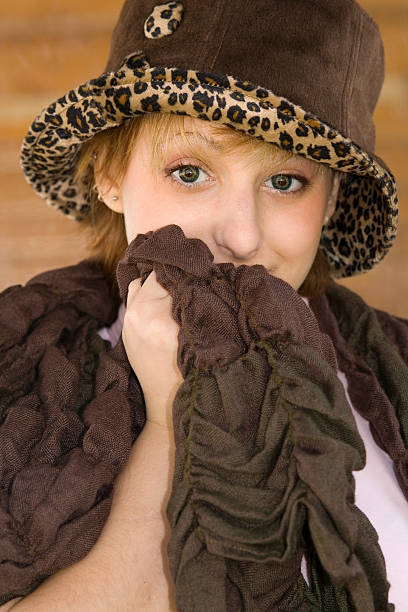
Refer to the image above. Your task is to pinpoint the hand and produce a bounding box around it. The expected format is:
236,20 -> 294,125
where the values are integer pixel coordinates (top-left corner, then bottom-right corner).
122,270 -> 184,430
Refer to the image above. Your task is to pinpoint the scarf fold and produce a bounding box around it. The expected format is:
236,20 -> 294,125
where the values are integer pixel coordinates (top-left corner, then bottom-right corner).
1,224 -> 406,610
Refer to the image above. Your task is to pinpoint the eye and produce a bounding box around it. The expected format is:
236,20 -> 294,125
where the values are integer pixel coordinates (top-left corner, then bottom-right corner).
170,164 -> 209,188
267,174 -> 305,193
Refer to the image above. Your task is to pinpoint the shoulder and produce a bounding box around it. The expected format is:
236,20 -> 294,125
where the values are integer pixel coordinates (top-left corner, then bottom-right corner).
372,306 -> 408,364
0,259 -> 118,346
0,258 -> 120,437
322,280 -> 408,364
0,259 -> 118,420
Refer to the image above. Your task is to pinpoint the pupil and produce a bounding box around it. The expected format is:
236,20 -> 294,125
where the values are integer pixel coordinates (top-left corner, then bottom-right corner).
180,166 -> 199,182
273,175 -> 292,190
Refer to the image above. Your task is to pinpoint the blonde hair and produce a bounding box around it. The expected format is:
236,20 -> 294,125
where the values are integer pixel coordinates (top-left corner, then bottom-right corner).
75,113 -> 333,297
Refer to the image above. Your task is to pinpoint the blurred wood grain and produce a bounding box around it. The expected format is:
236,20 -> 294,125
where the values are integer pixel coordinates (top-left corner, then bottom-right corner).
1,0 -> 407,316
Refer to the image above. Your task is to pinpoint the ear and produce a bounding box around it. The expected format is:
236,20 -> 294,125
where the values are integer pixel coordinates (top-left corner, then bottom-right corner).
94,173 -> 123,214
325,171 -> 341,221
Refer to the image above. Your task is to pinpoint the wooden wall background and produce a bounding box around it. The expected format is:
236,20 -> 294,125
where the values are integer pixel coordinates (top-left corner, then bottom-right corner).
1,0 -> 407,316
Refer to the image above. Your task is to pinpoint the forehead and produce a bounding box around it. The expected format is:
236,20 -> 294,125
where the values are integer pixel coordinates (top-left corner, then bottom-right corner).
141,113 -> 294,166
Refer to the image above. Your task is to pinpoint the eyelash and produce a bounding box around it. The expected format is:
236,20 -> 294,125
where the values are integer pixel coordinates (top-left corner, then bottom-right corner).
164,162 -> 309,194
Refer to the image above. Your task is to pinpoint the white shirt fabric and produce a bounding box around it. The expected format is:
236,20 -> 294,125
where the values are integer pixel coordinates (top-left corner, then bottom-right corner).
98,302 -> 126,348
98,303 -> 408,609
338,370 -> 408,611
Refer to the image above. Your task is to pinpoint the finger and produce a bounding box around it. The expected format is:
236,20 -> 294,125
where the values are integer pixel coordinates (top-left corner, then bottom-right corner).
137,270 -> 169,301
127,278 -> 142,301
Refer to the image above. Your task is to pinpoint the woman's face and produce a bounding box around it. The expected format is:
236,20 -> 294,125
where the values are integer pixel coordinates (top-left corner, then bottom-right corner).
102,117 -> 339,291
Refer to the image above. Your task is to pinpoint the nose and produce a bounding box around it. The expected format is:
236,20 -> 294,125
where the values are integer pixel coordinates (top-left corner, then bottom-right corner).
213,190 -> 262,262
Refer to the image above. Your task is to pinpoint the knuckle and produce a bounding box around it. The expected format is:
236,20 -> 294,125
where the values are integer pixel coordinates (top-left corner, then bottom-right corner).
127,278 -> 141,302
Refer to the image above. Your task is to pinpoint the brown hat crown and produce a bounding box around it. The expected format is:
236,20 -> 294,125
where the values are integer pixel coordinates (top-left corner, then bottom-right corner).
107,0 -> 384,154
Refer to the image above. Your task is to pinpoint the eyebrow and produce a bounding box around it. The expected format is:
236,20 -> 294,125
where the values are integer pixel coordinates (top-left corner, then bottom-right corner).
165,131 -> 302,167
166,131 -> 225,151
156,129 -> 321,175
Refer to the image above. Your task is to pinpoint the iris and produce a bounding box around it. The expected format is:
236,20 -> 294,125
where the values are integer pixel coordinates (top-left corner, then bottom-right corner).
177,165 -> 200,183
272,174 -> 294,191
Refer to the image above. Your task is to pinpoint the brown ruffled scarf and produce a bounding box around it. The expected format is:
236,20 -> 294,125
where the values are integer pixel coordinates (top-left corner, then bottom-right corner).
1,225 -> 407,610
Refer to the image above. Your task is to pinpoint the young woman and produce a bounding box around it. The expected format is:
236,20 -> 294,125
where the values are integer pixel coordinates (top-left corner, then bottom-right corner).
1,0 -> 407,610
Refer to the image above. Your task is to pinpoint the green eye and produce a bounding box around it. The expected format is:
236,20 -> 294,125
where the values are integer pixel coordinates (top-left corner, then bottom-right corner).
177,165 -> 201,183
168,164 -> 209,190
268,174 -> 306,193
271,174 -> 294,191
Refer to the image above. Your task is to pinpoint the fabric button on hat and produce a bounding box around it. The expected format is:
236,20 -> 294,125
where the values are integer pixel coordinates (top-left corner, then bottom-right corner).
144,2 -> 184,39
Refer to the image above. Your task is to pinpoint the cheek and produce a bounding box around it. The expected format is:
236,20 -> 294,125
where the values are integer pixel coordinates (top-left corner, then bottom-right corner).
265,194 -> 327,290
269,204 -> 324,259
121,169 -> 208,242
121,173 -> 176,241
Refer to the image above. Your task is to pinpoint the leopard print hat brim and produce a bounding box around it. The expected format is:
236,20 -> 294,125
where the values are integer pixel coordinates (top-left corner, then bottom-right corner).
20,52 -> 398,279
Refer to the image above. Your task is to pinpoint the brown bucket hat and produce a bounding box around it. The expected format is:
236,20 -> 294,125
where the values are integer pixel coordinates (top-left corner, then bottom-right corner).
20,0 -> 398,279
